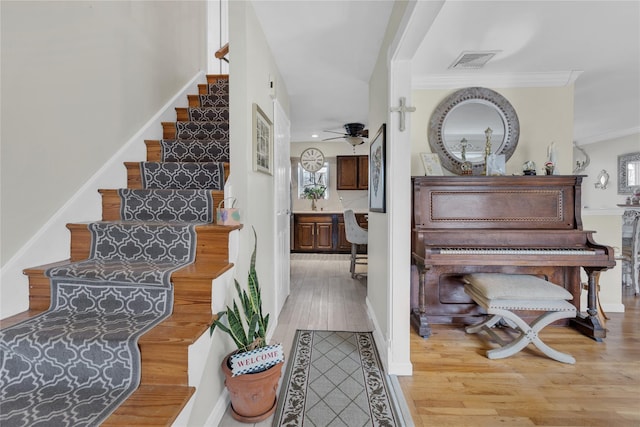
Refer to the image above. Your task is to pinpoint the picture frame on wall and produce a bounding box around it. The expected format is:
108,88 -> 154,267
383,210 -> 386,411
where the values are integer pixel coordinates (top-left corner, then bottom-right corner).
253,103 -> 273,175
369,124 -> 386,213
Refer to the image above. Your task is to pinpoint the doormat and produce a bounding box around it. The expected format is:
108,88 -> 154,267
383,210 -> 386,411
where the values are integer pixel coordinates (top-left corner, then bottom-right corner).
273,330 -> 399,426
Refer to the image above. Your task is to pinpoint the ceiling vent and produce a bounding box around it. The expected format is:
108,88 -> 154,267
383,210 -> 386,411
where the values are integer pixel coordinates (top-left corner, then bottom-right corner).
449,51 -> 500,69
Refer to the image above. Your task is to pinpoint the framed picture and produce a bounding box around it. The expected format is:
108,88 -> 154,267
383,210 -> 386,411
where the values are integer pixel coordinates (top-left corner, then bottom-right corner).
420,153 -> 444,176
369,124 -> 386,213
253,103 -> 273,175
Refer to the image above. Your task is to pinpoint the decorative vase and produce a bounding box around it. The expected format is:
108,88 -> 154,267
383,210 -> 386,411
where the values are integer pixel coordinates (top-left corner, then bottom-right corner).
221,353 -> 283,423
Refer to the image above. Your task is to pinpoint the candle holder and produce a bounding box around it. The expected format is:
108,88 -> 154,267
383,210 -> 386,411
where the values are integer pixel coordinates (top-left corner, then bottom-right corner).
483,127 -> 493,175
460,138 -> 473,175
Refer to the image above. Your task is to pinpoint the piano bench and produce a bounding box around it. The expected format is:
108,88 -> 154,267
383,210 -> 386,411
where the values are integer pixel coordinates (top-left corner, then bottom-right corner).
462,273 -> 577,364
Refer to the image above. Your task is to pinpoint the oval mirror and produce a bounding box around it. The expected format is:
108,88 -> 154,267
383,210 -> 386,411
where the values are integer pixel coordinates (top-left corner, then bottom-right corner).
428,87 -> 520,175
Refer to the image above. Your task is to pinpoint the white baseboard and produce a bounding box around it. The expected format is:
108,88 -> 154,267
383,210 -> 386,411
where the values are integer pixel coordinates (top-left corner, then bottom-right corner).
203,389 -> 230,427
601,303 -> 625,313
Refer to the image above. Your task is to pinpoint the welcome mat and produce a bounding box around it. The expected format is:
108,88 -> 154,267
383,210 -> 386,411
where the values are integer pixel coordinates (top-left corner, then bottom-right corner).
273,330 -> 399,426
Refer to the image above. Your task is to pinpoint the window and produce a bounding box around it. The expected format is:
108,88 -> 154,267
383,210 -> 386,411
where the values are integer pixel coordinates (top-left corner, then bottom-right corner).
298,162 -> 329,199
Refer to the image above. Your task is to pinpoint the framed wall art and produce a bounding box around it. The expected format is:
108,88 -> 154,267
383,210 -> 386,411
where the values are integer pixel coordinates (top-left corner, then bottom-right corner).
253,103 -> 273,175
420,153 -> 444,176
369,124 -> 386,213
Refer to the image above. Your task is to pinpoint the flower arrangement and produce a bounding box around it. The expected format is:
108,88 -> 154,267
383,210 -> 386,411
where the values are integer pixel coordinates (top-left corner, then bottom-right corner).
302,184 -> 326,200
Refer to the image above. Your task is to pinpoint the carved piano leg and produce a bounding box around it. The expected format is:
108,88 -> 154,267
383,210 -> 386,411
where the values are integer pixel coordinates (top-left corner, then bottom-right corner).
570,268 -> 606,341
410,262 -> 432,338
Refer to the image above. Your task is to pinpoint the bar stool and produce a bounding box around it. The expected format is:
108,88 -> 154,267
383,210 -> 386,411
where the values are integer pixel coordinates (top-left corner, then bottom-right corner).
344,209 -> 367,278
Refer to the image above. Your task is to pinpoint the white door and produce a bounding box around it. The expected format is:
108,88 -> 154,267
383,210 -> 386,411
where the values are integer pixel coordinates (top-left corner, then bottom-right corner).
273,100 -> 291,314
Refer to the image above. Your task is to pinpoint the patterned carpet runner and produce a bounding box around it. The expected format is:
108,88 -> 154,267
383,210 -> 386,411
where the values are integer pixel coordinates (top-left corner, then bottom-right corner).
160,139 -> 229,163
118,189 -> 215,223
274,330 -> 399,427
0,222 -> 198,426
139,161 -> 225,190
0,75 -> 230,425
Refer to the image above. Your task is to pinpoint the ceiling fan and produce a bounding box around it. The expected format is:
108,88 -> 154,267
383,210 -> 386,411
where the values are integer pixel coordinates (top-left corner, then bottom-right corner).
323,123 -> 369,148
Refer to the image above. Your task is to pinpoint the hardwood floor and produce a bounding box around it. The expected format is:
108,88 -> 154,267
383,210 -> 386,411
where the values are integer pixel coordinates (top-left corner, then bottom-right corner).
400,290 -> 640,427
219,256 -> 640,426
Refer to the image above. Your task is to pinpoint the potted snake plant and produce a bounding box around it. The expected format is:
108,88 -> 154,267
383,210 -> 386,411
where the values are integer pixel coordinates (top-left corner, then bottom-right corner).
209,227 -> 284,423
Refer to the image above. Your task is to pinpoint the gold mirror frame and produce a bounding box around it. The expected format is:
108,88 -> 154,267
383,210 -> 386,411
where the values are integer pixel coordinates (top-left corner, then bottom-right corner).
428,87 -> 520,175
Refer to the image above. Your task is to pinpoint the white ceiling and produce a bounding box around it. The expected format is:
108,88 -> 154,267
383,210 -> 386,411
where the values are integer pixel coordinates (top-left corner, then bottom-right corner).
252,0 -> 640,146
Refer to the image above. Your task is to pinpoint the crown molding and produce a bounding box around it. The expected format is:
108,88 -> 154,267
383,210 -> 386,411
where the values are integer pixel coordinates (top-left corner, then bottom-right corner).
412,70 -> 583,90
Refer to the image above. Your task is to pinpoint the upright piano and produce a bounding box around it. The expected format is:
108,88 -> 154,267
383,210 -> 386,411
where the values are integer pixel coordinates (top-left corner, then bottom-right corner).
411,175 -> 615,341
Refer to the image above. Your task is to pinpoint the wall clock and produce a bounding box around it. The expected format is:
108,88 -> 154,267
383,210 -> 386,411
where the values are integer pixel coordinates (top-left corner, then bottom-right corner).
300,147 -> 325,172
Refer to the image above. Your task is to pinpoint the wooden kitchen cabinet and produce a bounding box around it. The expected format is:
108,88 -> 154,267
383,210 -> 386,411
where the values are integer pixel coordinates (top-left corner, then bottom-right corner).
293,214 -> 335,252
337,156 -> 368,190
293,213 -> 367,253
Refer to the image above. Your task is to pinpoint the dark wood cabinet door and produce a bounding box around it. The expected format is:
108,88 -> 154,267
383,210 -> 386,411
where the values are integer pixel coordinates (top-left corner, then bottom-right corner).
337,222 -> 351,251
315,223 -> 333,249
295,222 -> 315,250
337,156 -> 359,190
358,156 -> 369,189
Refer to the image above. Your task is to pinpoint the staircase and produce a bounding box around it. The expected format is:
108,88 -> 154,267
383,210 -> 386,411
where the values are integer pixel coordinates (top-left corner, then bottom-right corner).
4,74 -> 234,425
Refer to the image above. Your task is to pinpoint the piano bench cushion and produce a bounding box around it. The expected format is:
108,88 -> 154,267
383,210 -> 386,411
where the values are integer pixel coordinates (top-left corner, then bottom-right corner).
462,273 -> 573,301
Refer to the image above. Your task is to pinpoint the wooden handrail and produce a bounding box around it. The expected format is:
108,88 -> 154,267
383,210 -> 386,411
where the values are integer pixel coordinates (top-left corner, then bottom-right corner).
215,43 -> 229,63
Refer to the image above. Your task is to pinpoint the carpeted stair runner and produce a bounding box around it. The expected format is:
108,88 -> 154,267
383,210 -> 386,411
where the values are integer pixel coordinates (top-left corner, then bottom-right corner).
1,74 -> 231,425
118,189 -> 215,222
139,161 -> 226,190
0,222 -> 199,426
175,121 -> 229,140
199,79 -> 229,107
159,139 -> 229,163
187,106 -> 229,122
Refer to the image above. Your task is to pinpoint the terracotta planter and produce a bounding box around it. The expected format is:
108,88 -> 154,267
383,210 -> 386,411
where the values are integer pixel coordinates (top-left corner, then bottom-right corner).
221,353 -> 283,423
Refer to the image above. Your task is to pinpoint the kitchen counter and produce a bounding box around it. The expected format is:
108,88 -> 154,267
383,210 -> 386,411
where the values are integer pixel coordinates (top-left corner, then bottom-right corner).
292,209 -> 368,214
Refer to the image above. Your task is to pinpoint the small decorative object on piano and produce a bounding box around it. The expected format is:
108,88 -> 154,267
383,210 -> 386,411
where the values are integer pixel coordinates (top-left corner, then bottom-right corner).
522,160 -> 537,175
544,161 -> 555,175
216,197 -> 241,225
487,154 -> 506,176
421,153 -> 444,176
458,139 -> 473,175
483,127 -> 493,176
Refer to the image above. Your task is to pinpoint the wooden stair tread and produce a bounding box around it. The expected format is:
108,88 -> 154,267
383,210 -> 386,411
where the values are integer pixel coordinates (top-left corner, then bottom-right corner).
173,261 -> 233,279
140,312 -> 213,343
102,384 -> 194,427
0,310 -> 46,328
206,74 -> 228,83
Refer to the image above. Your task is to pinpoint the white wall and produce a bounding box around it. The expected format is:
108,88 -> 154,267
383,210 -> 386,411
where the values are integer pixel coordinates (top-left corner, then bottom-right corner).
0,1 -> 207,319
578,132 -> 640,210
367,0 -> 414,376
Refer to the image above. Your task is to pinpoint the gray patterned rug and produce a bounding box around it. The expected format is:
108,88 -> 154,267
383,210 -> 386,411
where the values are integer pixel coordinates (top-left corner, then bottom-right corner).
0,222 -> 198,426
274,330 -> 399,427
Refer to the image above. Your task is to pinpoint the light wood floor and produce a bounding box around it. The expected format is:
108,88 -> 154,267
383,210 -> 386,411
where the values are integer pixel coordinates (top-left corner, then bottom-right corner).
401,287 -> 640,426
220,256 -> 640,426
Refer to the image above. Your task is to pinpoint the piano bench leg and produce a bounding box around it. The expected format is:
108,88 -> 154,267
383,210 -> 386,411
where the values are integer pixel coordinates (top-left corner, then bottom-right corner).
466,307 -> 577,364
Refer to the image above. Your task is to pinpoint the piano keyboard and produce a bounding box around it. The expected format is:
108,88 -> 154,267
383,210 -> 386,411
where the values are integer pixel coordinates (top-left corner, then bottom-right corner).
438,248 -> 596,255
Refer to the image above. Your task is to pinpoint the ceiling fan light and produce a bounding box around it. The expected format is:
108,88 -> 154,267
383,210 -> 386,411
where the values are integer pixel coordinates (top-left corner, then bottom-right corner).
346,136 -> 364,146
